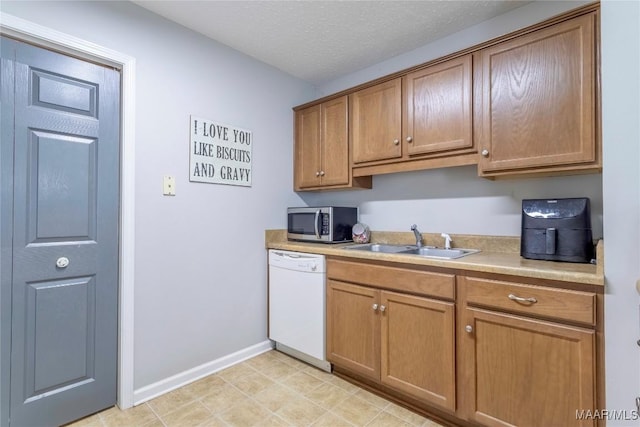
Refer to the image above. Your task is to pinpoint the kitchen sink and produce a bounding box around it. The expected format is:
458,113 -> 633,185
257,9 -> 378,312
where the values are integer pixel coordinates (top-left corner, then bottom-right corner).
400,247 -> 480,259
346,243 -> 416,253
346,243 -> 480,259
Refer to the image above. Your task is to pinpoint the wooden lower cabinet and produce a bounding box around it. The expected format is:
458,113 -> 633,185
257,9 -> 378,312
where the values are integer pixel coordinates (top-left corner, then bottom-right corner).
380,291 -> 455,410
326,277 -> 456,411
459,276 -> 598,427
326,259 -> 601,426
326,280 -> 380,380
460,308 -> 595,427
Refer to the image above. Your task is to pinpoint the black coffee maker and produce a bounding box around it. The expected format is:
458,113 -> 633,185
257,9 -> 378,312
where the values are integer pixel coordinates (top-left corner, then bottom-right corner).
521,198 -> 594,263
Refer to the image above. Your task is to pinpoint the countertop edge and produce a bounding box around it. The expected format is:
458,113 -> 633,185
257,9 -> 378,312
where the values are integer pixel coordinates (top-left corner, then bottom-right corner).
265,230 -> 604,287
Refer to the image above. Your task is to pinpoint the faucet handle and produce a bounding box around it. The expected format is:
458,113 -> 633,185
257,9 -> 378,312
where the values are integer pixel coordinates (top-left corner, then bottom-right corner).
441,233 -> 452,250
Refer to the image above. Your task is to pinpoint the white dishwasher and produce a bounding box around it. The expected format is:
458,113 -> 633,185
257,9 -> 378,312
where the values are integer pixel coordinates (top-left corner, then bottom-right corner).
268,249 -> 330,372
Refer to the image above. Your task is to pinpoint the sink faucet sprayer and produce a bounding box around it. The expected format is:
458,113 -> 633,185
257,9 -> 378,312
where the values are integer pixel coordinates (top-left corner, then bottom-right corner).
411,224 -> 422,248
441,233 -> 452,250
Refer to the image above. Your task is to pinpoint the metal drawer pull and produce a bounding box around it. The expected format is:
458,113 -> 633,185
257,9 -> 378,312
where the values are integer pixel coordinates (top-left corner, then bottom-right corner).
372,304 -> 378,311
508,293 -> 537,304
379,305 -> 386,312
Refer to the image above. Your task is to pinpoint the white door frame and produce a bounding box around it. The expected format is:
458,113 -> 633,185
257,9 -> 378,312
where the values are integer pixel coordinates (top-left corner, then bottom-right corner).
1,14 -> 136,409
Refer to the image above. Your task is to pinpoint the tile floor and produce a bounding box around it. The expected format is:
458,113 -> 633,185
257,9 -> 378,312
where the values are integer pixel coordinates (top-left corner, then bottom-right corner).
69,350 -> 445,427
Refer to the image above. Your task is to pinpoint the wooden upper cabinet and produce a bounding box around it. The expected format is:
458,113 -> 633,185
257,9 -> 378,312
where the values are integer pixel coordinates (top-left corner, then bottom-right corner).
404,55 -> 473,157
319,97 -> 350,187
295,104 -> 322,189
294,96 -> 370,191
476,13 -> 599,176
351,78 -> 403,164
294,6 -> 601,186
350,58 -> 476,176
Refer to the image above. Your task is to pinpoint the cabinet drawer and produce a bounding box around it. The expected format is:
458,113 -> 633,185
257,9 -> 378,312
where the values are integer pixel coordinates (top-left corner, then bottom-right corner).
328,258 -> 454,300
464,277 -> 595,325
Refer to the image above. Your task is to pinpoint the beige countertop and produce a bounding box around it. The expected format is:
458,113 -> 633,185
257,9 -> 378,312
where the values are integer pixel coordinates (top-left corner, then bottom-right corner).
265,230 -> 604,287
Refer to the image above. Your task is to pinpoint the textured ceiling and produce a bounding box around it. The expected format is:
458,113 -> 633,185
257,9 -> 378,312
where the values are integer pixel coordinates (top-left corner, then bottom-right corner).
133,1 -> 532,85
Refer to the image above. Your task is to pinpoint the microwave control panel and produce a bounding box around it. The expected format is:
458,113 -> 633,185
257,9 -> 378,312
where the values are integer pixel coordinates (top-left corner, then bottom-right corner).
321,214 -> 330,235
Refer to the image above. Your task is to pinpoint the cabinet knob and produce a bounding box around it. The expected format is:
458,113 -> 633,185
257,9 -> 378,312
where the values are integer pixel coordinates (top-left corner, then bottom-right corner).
319,171 -> 325,176
406,136 -> 413,143
393,139 -> 400,145
379,305 -> 386,312
315,171 -> 320,177
465,325 -> 473,333
481,149 -> 490,157
372,303 -> 378,311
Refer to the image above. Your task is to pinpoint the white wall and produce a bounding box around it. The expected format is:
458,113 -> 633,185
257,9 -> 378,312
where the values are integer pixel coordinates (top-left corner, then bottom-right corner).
601,0 -> 640,422
302,166 -> 603,238
0,0 -> 312,391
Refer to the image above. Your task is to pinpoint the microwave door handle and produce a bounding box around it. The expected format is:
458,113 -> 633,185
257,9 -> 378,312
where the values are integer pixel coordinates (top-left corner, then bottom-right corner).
314,209 -> 321,239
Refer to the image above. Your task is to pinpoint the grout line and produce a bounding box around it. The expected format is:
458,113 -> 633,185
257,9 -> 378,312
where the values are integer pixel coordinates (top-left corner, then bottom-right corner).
145,402 -> 169,427
221,352 -> 357,426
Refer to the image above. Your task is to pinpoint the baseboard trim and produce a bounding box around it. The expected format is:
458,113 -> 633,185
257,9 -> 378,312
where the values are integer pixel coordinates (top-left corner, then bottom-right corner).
132,340 -> 274,405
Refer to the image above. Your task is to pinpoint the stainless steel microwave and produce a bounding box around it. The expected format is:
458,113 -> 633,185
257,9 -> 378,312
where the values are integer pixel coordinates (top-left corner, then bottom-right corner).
287,207 -> 358,243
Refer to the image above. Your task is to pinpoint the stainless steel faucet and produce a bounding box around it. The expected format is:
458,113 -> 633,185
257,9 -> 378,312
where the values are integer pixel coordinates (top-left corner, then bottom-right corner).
411,224 -> 422,248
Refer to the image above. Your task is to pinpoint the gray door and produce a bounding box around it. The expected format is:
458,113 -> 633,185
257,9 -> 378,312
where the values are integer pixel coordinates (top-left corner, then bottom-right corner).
1,37 -> 120,427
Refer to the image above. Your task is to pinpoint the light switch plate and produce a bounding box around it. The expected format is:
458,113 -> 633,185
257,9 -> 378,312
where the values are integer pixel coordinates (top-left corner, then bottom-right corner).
163,175 -> 176,196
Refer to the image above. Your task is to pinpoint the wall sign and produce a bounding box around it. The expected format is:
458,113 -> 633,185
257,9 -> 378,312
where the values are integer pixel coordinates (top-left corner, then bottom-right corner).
189,115 -> 252,187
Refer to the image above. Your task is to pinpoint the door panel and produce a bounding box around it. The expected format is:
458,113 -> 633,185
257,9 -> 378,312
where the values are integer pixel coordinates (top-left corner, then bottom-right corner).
26,277 -> 96,400
2,37 -> 120,427
28,131 -> 97,242
31,69 -> 98,117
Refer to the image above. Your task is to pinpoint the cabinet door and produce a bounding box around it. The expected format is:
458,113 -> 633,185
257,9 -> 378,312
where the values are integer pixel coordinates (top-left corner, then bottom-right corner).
404,55 -> 473,157
351,78 -> 402,164
380,291 -> 456,411
461,308 -> 595,427
326,280 -> 380,381
320,96 -> 349,186
477,13 -> 597,175
294,105 -> 321,188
